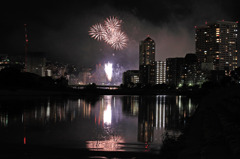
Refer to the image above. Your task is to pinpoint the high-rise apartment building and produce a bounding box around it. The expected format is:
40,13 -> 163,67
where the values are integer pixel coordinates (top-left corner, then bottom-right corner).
139,36 -> 155,85
139,36 -> 155,66
195,21 -> 238,74
154,61 -> 166,84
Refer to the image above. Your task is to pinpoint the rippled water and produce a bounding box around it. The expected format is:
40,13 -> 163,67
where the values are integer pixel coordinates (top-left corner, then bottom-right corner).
0,95 -> 197,153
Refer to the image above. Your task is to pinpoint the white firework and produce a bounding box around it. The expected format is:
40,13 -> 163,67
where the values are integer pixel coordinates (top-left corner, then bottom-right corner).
104,62 -> 113,82
89,16 -> 128,50
110,31 -> 128,50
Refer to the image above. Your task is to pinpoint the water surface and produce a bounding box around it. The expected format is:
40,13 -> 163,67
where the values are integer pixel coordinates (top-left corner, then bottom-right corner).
0,95 -> 197,153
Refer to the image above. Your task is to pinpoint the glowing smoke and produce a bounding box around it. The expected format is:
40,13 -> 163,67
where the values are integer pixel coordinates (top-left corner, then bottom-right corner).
104,62 -> 113,82
89,16 -> 128,50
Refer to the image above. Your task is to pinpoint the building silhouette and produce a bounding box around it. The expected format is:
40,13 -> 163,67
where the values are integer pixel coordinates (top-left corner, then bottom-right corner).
196,21 -> 238,75
139,36 -> 155,85
122,70 -> 139,86
182,53 -> 198,86
166,58 -> 184,86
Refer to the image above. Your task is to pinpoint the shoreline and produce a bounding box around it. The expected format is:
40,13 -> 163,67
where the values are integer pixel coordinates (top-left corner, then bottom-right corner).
0,88 -> 194,97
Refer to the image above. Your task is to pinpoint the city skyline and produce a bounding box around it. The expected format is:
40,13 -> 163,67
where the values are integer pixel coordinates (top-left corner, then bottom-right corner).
2,19 -> 239,86
2,0 -> 240,70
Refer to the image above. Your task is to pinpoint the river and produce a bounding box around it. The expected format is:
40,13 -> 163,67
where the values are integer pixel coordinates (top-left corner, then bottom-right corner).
0,95 -> 197,154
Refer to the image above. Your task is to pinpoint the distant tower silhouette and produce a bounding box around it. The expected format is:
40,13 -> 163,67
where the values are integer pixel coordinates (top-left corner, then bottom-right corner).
24,24 -> 29,72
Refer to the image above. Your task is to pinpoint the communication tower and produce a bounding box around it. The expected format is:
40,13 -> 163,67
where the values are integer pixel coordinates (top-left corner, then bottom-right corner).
24,24 -> 28,72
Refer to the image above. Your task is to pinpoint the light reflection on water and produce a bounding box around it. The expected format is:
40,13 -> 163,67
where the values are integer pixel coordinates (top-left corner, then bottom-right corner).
0,95 -> 197,153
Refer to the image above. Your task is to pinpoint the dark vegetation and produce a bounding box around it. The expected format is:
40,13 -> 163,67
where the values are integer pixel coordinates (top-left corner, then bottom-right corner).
0,67 -> 68,91
159,83 -> 240,158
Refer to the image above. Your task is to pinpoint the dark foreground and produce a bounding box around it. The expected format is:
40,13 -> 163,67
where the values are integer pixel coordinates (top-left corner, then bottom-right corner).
160,87 -> 240,159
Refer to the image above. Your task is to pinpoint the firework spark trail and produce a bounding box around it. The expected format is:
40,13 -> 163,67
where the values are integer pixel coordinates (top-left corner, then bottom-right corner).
89,16 -> 128,50
104,62 -> 113,82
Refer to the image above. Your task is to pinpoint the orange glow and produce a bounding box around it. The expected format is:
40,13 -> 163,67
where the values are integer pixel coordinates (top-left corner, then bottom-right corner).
24,137 -> 26,144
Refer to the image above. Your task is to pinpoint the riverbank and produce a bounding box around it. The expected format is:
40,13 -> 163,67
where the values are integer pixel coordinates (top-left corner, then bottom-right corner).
160,87 -> 240,159
0,87 -> 194,97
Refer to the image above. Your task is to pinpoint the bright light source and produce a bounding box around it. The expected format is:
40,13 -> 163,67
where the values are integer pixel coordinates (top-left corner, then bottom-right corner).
105,62 -> 113,82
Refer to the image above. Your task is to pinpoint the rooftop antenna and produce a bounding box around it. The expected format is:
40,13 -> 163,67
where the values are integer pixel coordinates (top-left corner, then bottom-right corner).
24,24 -> 28,72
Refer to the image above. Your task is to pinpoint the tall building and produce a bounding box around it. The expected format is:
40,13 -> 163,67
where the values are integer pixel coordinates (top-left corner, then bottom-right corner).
166,58 -> 184,86
154,61 -> 166,84
195,21 -> 238,74
139,36 -> 155,85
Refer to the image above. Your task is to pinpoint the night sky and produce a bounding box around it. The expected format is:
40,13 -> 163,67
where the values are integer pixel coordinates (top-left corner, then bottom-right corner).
1,0 -> 240,70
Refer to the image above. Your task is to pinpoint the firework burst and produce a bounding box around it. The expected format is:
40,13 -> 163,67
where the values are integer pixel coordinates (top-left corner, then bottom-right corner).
104,16 -> 122,32
109,31 -> 128,50
89,16 -> 128,50
89,23 -> 105,41
104,62 -> 113,81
